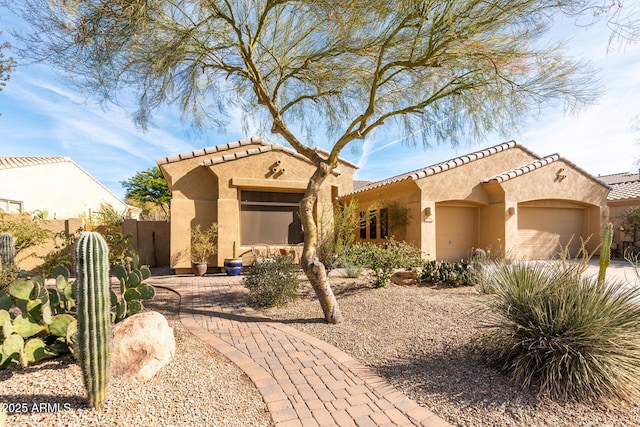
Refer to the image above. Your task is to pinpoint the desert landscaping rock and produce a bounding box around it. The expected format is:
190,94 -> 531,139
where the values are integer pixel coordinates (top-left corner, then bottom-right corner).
0,288 -> 271,427
390,270 -> 419,286
263,273 -> 640,427
110,310 -> 176,381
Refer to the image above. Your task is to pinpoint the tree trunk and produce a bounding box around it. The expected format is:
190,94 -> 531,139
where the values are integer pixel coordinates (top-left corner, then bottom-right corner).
299,167 -> 343,324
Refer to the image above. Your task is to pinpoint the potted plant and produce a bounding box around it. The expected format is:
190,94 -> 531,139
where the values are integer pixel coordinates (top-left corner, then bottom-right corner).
190,223 -> 218,276
224,241 -> 243,276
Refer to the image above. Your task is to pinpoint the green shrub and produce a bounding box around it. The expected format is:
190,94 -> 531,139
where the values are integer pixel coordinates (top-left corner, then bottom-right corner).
338,243 -> 370,278
422,260 -> 472,287
0,211 -> 50,262
317,199 -> 360,270
38,228 -> 83,277
359,238 -> 422,288
481,261 -> 640,402
243,255 -> 300,307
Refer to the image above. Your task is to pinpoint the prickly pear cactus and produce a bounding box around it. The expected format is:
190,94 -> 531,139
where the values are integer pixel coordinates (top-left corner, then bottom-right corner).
111,254 -> 154,323
598,223 -> 613,285
75,232 -> 111,408
0,232 -> 15,267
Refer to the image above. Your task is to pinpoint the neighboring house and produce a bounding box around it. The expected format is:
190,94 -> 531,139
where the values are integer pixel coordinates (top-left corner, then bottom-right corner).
0,156 -> 136,220
600,171 -> 640,254
157,137 -> 357,273
341,141 -> 609,260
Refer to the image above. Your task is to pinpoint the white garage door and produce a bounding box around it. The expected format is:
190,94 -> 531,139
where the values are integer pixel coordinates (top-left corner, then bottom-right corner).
436,206 -> 477,261
518,207 -> 583,259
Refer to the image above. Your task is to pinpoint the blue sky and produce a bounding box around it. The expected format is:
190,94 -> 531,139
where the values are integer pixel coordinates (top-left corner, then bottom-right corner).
1,8 -> 639,201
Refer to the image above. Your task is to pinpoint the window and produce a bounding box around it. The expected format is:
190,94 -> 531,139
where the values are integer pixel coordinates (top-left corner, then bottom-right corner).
380,208 -> 389,239
0,199 -> 23,214
358,208 -> 389,240
369,210 -> 377,239
240,190 -> 304,245
359,211 -> 367,239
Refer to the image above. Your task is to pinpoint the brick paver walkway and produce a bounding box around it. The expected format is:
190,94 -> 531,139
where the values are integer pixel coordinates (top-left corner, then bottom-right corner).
148,274 -> 451,427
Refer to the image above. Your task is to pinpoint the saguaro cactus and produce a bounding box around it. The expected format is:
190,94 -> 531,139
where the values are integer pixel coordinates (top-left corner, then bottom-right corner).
75,231 -> 111,408
0,232 -> 15,267
598,223 -> 613,285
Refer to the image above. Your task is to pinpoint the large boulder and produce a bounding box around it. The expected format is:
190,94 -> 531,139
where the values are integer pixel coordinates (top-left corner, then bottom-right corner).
110,311 -> 175,381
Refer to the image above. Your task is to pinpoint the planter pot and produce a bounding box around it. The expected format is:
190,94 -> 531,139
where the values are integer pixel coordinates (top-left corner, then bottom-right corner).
224,258 -> 243,276
192,262 -> 208,277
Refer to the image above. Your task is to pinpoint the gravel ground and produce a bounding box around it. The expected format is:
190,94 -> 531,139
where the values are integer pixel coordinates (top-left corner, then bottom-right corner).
0,288 -> 272,427
262,272 -> 640,427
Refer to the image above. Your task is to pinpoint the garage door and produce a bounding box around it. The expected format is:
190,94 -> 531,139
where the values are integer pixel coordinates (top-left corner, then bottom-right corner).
436,206 -> 477,261
518,207 -> 583,259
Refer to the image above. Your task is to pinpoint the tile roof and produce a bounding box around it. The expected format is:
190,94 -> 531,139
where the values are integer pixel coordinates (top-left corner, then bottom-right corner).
0,156 -> 72,170
608,180 -> 640,200
598,172 -> 640,185
344,140 -> 609,196
485,154 -> 560,183
345,140 -> 524,195
156,136 -> 358,169
353,180 -> 373,191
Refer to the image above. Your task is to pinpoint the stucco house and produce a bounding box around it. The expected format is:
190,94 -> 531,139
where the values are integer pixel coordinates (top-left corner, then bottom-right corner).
0,156 -> 135,219
159,138 -> 610,271
600,172 -> 640,254
157,137 -> 357,274
341,141 -> 609,260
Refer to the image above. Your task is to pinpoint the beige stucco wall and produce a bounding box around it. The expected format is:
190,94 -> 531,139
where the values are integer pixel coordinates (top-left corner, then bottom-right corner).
0,161 -> 129,219
161,146 -> 356,272
345,147 -> 608,260
495,159 -> 608,256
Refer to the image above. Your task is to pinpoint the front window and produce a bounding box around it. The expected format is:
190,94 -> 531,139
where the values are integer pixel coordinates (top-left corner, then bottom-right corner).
240,190 -> 304,245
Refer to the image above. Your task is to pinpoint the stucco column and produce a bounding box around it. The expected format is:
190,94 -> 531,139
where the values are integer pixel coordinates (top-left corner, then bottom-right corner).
504,202 -> 519,258
216,198 -> 240,266
421,200 -> 436,259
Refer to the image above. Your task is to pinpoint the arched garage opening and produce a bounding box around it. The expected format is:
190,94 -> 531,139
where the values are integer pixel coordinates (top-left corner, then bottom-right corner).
435,202 -> 480,261
517,200 -> 589,259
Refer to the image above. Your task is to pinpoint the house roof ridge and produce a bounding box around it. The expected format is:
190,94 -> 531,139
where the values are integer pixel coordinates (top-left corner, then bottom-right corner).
156,136 -> 358,169
345,140 -> 521,196
0,155 -> 127,205
0,156 -> 72,170
483,153 -> 610,189
156,136 -> 264,165
199,143 -> 348,176
484,154 -> 560,184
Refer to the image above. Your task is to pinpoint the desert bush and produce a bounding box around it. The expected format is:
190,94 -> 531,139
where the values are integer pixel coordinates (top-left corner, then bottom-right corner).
38,228 -> 83,277
358,238 -> 422,287
243,255 -> 300,307
480,261 -> 640,402
338,243 -> 370,278
0,211 -> 50,261
422,260 -> 472,287
317,199 -> 359,270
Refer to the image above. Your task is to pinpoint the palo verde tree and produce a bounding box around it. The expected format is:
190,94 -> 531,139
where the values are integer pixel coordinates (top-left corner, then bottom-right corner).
8,0 -> 608,323
0,30 -> 16,112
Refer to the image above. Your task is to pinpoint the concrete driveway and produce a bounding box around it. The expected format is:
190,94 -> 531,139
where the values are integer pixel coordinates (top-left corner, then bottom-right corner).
583,258 -> 640,289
